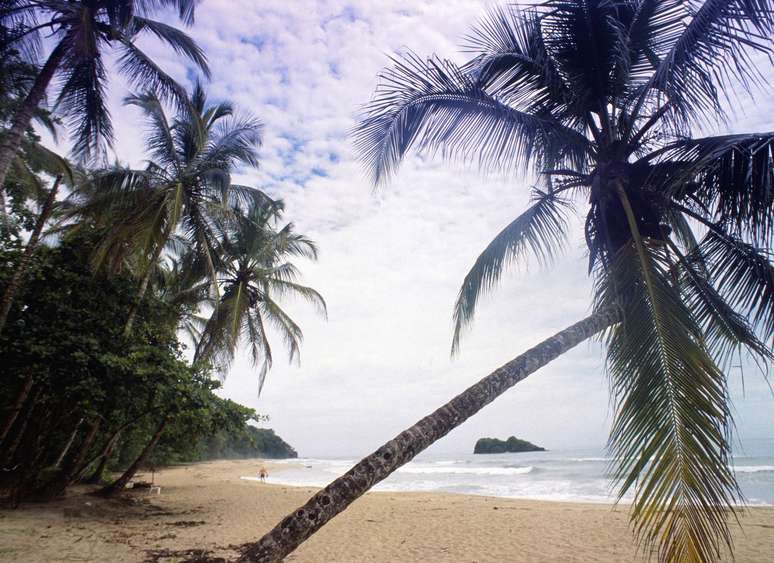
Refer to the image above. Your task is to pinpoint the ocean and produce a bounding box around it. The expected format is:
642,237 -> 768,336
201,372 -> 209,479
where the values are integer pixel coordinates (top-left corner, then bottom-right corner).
257,442 -> 774,506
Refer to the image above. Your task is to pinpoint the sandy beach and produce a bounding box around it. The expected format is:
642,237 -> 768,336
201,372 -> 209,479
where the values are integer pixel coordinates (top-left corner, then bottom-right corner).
1,458 -> 772,562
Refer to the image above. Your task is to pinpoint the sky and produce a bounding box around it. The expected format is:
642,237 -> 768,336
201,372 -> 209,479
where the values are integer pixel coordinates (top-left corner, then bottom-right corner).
79,1 -> 774,458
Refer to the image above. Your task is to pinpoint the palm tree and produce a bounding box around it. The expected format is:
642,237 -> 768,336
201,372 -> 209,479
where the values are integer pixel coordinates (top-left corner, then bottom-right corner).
0,0 -> 208,190
67,84 -> 270,335
195,201 -> 327,393
0,144 -> 73,333
241,2 -> 774,562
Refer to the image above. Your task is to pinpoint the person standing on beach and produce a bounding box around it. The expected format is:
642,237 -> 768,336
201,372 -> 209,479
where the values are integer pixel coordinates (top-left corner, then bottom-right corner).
259,466 -> 268,482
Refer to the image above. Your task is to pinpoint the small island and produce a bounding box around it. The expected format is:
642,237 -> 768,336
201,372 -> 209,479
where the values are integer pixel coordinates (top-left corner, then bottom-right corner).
474,436 -> 546,454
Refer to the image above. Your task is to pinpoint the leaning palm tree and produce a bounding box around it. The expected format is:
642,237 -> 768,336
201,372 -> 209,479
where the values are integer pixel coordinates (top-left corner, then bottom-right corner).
0,0 -> 208,190
195,201 -> 327,393
241,2 -> 773,562
66,84 -> 270,334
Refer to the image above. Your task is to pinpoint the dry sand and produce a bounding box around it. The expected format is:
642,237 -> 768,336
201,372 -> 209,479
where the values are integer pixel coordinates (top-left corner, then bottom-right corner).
1,458 -> 773,562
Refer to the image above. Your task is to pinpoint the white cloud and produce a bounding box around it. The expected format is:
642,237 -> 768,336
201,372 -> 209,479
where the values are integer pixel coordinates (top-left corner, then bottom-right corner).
79,1 -> 774,457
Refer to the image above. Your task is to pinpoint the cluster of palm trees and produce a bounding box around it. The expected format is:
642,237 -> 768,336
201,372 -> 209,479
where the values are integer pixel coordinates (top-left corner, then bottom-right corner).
0,1 -> 325,385
2,1 -> 773,562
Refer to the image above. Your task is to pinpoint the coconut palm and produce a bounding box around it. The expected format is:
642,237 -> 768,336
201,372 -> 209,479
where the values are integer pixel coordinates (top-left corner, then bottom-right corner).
195,200 -> 327,393
0,0 -> 209,190
0,143 -> 73,333
67,84 -> 271,335
241,2 -> 774,562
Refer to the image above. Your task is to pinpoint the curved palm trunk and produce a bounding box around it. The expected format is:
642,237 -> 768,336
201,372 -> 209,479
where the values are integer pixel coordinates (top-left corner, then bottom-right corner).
0,176 -> 62,334
239,310 -> 618,562
99,415 -> 168,497
0,43 -> 66,192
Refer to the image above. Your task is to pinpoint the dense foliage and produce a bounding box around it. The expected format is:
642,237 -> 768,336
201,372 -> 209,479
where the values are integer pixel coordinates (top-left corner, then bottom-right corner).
0,234 -> 293,503
0,0 -> 322,508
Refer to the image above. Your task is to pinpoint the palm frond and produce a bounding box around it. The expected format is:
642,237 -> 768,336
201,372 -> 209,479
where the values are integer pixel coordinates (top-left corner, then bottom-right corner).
264,277 -> 327,319
245,308 -> 272,394
124,91 -> 180,170
195,284 -> 246,375
131,16 -> 209,77
681,254 -> 772,368
55,46 -> 112,161
597,243 -> 739,563
632,0 -> 773,128
650,133 -> 774,245
699,230 -> 774,341
353,52 -> 590,185
463,5 -> 572,117
115,38 -> 189,111
452,186 -> 572,353
260,296 -> 304,365
135,0 -> 198,26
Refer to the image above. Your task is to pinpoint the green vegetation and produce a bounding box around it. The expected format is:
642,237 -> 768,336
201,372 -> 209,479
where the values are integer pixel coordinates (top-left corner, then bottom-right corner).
193,428 -> 298,462
0,2 -> 318,506
474,437 -> 545,455
0,233 -> 298,502
2,2 -> 773,562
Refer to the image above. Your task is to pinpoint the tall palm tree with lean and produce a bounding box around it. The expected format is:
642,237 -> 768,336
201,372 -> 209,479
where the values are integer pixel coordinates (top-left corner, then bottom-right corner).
239,2 -> 774,562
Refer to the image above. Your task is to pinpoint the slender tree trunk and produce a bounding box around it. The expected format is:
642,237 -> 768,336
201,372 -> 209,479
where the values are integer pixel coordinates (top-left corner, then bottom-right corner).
0,176 -> 62,333
238,310 -> 619,563
54,417 -> 84,469
0,372 -> 34,445
0,42 -> 66,192
123,241 -> 165,337
1,387 -> 40,466
79,407 -> 162,482
83,429 -> 122,484
37,419 -> 100,499
99,415 -> 168,497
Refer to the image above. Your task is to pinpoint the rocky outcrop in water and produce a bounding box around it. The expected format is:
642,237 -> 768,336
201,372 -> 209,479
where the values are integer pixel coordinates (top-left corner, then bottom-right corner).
473,436 -> 545,454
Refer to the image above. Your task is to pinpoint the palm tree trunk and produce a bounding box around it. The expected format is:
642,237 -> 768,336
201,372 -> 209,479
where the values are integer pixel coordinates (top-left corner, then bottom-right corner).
122,241 -> 165,337
54,417 -> 84,469
84,431 -> 121,485
38,419 -> 100,499
0,42 -> 66,192
79,406 -> 162,483
99,415 -> 168,497
238,310 -> 618,563
0,371 -> 34,445
1,387 -> 39,466
0,176 -> 62,333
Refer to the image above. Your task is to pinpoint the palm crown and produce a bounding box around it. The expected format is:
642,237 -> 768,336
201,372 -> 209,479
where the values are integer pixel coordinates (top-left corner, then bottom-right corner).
66,83 -> 271,334
194,201 -> 327,393
355,1 -> 774,561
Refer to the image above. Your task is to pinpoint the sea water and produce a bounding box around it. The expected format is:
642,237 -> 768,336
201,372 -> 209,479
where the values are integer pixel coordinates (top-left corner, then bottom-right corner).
257,439 -> 774,506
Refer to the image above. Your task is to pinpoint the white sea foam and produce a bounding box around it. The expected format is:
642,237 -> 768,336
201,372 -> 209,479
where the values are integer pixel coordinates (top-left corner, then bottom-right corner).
733,465 -> 774,473
396,465 -> 533,476
254,450 -> 774,505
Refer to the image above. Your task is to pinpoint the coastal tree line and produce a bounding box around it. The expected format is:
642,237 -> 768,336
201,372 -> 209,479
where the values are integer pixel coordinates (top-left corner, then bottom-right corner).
1,2 -> 773,563
0,0 -> 320,505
